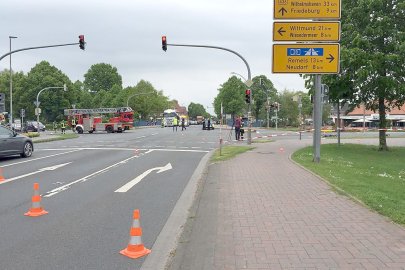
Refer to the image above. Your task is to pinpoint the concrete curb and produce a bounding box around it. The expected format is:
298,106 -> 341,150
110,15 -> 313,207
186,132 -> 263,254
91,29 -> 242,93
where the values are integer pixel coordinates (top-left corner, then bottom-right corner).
140,150 -> 215,270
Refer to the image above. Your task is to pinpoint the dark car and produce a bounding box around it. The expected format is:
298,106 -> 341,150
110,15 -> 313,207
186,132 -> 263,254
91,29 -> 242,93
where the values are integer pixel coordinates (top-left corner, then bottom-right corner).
0,125 -> 34,158
24,121 -> 46,132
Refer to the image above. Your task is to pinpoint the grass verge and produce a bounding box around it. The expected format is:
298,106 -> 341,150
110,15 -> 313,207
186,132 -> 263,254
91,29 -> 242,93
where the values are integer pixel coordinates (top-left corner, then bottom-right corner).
211,145 -> 254,163
34,133 -> 79,143
292,143 -> 405,225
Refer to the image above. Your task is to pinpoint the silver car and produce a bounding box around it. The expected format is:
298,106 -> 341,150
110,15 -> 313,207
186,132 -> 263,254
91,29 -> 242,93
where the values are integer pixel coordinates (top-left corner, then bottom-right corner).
0,125 -> 34,158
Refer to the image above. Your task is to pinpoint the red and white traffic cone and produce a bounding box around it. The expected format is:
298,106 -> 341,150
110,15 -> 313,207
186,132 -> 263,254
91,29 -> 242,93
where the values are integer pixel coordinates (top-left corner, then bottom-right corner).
24,183 -> 48,217
120,209 -> 151,259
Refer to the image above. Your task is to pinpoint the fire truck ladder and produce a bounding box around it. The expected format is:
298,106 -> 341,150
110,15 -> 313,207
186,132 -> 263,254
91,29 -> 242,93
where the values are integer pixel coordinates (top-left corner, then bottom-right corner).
64,107 -> 133,116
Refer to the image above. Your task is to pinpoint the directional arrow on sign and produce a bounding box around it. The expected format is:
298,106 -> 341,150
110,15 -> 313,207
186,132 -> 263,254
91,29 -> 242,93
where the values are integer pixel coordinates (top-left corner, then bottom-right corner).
326,54 -> 335,63
279,7 -> 287,16
0,162 -> 71,184
277,27 -> 286,36
115,163 -> 173,193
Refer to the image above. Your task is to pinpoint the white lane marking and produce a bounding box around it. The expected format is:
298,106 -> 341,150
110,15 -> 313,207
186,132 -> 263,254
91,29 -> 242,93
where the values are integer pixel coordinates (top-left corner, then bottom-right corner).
38,147 -> 210,153
1,149 -> 82,167
43,155 -> 140,198
115,163 -> 172,193
0,163 -> 71,185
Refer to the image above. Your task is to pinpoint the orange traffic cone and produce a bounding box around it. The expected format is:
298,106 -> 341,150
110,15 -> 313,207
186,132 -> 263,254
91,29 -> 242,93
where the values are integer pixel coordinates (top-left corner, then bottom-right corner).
120,209 -> 151,259
0,167 -> 5,182
24,183 -> 48,217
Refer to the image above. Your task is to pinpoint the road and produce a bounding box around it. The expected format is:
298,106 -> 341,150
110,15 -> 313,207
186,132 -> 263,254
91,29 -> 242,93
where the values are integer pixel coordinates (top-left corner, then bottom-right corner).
0,125 -> 217,270
1,126 -> 404,269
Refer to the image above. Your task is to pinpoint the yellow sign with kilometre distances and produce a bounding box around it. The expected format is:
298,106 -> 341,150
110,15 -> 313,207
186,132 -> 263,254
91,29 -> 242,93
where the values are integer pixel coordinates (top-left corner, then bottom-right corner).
274,0 -> 341,19
273,21 -> 340,42
272,44 -> 340,74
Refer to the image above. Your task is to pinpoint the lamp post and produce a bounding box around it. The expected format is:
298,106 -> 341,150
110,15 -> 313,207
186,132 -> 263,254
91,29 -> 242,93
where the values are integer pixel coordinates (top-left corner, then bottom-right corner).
9,36 -> 17,125
230,72 -> 247,82
35,84 -> 67,133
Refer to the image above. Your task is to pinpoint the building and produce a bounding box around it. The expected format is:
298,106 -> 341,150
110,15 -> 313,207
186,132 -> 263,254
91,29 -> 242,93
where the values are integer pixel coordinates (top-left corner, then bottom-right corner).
338,103 -> 405,129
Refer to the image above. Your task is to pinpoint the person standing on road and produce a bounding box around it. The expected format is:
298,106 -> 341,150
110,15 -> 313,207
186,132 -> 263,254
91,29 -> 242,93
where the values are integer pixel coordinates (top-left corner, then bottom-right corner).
60,120 -> 66,134
53,121 -> 58,133
71,117 -> 76,132
234,115 -> 241,141
181,117 -> 186,131
173,116 -> 178,132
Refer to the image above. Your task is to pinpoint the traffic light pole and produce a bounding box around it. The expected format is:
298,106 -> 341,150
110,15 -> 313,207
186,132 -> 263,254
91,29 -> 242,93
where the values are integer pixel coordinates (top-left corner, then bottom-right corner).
0,43 -> 79,62
166,43 -> 253,145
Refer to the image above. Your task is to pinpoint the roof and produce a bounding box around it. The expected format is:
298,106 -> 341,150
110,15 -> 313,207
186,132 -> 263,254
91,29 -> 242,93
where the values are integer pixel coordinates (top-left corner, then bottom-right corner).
347,104 -> 405,116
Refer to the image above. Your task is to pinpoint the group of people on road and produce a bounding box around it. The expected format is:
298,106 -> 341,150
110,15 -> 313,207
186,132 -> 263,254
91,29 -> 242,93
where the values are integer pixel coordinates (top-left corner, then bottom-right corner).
53,117 -> 77,134
173,115 -> 187,132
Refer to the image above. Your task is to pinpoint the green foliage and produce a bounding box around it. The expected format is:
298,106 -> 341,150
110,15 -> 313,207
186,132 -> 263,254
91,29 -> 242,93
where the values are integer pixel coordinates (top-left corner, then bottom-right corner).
83,63 -> 123,93
251,75 -> 277,120
213,76 -> 246,117
19,61 -> 72,123
188,102 -> 208,119
292,144 -> 405,225
304,0 -> 405,150
211,145 -> 254,162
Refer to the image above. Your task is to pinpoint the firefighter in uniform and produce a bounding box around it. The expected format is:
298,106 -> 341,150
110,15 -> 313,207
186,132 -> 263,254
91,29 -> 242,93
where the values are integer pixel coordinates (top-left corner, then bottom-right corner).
53,121 -> 58,133
60,120 -> 66,134
71,117 -> 76,132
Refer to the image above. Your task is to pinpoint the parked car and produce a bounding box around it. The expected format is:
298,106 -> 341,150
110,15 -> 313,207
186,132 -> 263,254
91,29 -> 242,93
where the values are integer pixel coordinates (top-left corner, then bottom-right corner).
24,121 -> 46,132
12,119 -> 22,131
0,125 -> 34,158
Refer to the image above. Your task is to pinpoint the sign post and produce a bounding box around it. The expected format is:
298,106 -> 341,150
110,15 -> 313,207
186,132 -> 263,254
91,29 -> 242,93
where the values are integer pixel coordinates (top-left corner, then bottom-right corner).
272,0 -> 341,163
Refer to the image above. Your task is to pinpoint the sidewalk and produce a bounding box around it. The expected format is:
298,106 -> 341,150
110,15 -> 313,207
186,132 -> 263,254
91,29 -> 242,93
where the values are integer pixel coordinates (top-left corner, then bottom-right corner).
169,139 -> 405,270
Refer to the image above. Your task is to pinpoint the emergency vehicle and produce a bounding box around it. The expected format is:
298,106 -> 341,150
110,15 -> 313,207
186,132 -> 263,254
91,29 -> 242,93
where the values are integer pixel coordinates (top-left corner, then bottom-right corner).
162,109 -> 178,127
63,107 -> 134,134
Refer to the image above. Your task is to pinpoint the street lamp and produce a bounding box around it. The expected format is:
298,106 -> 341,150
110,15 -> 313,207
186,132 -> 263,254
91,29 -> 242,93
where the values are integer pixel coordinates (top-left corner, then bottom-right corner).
230,71 -> 247,82
126,92 -> 155,107
9,36 -> 17,125
35,84 -> 67,133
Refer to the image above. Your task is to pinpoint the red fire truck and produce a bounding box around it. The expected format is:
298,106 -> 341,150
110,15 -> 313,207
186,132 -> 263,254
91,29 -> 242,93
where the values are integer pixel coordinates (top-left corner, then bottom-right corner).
63,107 -> 134,134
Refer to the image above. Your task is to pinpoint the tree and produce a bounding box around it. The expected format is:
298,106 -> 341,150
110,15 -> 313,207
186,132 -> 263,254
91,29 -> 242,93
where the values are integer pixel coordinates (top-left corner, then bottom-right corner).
251,75 -> 278,125
20,61 -> 71,122
308,0 -> 405,151
213,76 -> 246,118
83,63 -> 122,93
188,102 -> 207,119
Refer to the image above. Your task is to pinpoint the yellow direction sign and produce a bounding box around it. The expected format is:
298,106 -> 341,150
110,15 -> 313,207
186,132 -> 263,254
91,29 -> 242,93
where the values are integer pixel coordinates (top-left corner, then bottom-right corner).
273,21 -> 340,41
272,44 -> 340,74
274,0 -> 341,19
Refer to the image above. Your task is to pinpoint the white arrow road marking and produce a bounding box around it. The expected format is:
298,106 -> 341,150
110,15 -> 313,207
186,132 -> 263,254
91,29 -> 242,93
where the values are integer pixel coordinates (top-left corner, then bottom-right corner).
0,162 -> 71,185
43,155 -> 140,198
115,163 -> 173,193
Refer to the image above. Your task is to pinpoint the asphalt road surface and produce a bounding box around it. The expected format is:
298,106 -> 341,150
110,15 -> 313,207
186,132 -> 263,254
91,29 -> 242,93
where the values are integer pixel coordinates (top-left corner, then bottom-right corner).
0,125 -> 217,270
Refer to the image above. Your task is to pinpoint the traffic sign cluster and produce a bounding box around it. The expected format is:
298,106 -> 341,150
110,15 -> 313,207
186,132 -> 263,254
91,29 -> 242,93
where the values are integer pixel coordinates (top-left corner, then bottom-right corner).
272,0 -> 341,74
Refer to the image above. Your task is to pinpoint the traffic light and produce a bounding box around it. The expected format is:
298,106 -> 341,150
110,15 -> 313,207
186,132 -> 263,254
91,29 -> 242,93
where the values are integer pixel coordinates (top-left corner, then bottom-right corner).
79,35 -> 85,50
162,36 -> 167,51
245,89 -> 251,104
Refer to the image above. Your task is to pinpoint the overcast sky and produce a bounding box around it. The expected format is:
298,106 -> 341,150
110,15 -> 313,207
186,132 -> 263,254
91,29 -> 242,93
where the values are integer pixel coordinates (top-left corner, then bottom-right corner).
1,0 -> 306,114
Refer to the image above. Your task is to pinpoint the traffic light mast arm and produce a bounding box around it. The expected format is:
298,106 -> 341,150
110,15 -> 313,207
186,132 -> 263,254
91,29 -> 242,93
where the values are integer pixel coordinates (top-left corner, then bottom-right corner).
166,43 -> 251,81
0,42 -> 79,62
164,40 -> 253,145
